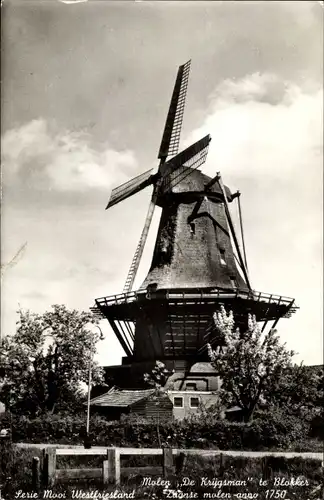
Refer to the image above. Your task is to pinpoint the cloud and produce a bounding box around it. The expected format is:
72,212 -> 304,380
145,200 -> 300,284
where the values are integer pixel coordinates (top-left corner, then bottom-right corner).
188,73 -> 323,183
209,73 -> 293,106
1,119 -> 138,192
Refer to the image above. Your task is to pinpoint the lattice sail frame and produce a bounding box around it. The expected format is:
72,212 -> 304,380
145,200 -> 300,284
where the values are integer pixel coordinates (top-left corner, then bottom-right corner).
158,60 -> 191,161
106,169 -> 155,209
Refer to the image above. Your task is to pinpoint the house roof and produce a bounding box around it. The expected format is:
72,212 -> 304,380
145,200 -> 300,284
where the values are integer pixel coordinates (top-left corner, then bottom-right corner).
89,387 -> 156,408
189,362 -> 217,373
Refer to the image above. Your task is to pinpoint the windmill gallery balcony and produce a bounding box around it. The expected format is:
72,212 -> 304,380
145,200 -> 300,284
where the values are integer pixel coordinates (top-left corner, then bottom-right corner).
94,288 -> 297,362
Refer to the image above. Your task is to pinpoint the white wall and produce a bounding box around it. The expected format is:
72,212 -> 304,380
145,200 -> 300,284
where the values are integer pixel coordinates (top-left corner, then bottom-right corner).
167,390 -> 219,420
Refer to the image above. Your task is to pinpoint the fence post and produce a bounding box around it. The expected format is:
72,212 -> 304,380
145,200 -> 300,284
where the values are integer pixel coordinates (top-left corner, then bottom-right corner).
175,452 -> 187,474
219,453 -> 224,478
0,433 -> 12,481
102,460 -> 109,485
42,448 -> 47,486
163,447 -> 173,478
262,456 -> 273,480
47,448 -> 56,487
32,457 -> 40,491
107,448 -> 120,486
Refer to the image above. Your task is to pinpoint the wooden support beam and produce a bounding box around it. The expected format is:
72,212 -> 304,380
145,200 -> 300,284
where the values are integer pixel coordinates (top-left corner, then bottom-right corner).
204,174 -> 221,191
144,305 -> 165,358
175,452 -> 187,474
122,466 -> 163,476
237,192 -> 249,273
42,448 -> 47,486
271,297 -> 282,329
233,253 -> 245,273
56,468 -> 102,480
107,448 -> 116,484
47,448 -> 56,487
117,448 -> 163,456
219,452 -> 224,478
262,456 -> 274,481
261,295 -> 273,332
261,320 -> 269,333
272,317 -> 280,329
107,448 -> 121,485
124,321 -> 135,342
32,457 -> 40,491
135,301 -> 159,359
116,320 -> 133,353
216,174 -> 252,291
108,319 -> 133,358
102,460 -> 109,485
115,449 -> 121,486
163,447 -> 174,478
56,448 -> 107,456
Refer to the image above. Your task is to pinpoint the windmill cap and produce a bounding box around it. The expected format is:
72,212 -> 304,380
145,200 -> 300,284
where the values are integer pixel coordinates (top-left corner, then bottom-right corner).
158,168 -> 234,203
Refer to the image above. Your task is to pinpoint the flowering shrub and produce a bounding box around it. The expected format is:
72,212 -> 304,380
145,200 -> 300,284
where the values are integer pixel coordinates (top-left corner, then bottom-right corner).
208,307 -> 296,422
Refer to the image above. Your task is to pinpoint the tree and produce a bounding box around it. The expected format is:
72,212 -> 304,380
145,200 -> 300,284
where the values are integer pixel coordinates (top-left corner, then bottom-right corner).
208,307 -> 295,422
144,360 -> 174,389
265,363 -> 323,419
0,305 -> 104,416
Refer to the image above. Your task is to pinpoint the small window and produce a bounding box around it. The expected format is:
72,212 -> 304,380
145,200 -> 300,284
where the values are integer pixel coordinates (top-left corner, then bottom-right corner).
190,397 -> 200,408
173,397 -> 183,408
186,383 -> 197,391
230,277 -> 237,289
219,249 -> 227,266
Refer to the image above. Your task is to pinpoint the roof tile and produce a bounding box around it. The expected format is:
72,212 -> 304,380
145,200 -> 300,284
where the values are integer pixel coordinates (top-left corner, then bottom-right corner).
90,388 -> 156,408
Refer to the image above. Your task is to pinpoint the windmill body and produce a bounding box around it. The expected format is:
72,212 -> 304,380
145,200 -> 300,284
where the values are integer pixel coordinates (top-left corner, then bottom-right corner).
94,61 -> 297,389
143,169 -> 246,292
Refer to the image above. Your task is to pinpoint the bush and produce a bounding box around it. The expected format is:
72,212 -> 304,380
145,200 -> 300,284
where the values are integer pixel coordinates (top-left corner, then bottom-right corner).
250,407 -> 311,449
310,411 -> 324,440
4,407 -> 315,451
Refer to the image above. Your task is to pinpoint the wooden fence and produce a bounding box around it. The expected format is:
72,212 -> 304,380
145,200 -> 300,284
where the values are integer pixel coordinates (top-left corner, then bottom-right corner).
38,447 -> 324,488
41,447 -> 172,487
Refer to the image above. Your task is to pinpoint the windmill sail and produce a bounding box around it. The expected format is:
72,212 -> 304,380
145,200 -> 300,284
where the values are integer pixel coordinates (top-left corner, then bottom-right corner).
158,60 -> 191,161
123,195 -> 158,293
106,168 -> 155,209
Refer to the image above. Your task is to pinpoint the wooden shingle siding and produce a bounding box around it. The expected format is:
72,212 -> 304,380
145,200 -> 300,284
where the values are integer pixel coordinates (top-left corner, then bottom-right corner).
141,170 -> 247,292
131,393 -> 173,420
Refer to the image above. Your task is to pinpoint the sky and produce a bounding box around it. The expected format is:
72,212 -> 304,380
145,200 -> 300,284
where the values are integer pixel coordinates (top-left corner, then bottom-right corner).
1,0 -> 323,367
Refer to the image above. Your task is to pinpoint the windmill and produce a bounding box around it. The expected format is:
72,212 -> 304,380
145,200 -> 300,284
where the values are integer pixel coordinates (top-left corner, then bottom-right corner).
93,61 -> 297,387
